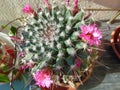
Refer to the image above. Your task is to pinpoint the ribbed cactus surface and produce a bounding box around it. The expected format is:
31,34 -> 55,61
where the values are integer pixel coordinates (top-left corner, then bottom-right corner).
19,2 -> 96,85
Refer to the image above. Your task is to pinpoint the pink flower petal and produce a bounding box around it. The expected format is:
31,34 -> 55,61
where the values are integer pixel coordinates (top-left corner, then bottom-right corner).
75,58 -> 82,68
74,0 -> 78,7
33,68 -> 53,88
65,0 -> 70,5
20,61 -> 34,70
72,0 -> 79,15
10,36 -> 22,44
18,51 -> 26,58
44,0 -> 49,4
44,0 -> 51,10
79,24 -> 102,46
22,4 -> 34,15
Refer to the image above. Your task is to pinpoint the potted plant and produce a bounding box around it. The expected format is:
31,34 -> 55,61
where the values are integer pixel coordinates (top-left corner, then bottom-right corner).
111,26 -> 120,59
0,32 -> 22,82
0,32 -> 25,90
0,18 -> 28,89
0,0 -> 103,90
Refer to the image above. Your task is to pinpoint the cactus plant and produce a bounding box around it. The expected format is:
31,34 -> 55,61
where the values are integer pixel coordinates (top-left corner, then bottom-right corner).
21,4 -> 88,70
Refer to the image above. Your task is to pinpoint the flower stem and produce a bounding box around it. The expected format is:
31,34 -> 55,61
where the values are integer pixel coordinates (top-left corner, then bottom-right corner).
1,17 -> 24,31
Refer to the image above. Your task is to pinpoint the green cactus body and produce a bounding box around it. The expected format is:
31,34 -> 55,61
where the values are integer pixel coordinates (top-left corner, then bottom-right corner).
19,3 -> 97,85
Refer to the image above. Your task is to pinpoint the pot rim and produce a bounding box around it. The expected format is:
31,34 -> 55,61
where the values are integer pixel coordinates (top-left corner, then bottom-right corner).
111,25 -> 120,59
41,62 -> 94,90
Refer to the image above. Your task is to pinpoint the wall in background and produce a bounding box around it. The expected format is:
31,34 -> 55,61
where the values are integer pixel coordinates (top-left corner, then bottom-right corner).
0,0 -> 119,26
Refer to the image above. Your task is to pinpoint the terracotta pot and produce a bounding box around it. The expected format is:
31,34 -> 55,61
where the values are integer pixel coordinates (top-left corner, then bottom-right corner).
40,63 -> 94,90
111,26 -> 120,59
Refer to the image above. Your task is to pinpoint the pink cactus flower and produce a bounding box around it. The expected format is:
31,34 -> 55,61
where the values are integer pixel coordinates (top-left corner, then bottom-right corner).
74,0 -> 78,7
65,0 -> 70,6
72,0 -> 79,15
44,0 -> 51,10
75,58 -> 82,68
21,64 -> 29,70
33,68 -> 53,88
79,24 -> 102,46
10,36 -> 21,43
20,61 -> 34,70
22,4 -> 35,15
44,0 -> 49,4
18,51 -> 26,58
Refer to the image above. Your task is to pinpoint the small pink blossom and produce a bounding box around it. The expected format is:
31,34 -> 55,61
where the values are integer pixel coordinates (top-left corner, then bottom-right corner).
21,64 -> 29,70
33,68 -> 53,88
75,58 -> 82,68
44,0 -> 51,10
72,0 -> 79,15
65,0 -> 70,6
22,4 -> 34,15
20,62 -> 34,70
18,51 -> 26,58
79,24 -> 102,46
74,0 -> 78,7
10,36 -> 22,44
44,0 -> 49,4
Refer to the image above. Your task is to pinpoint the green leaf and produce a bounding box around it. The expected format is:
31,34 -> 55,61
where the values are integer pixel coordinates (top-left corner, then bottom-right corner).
71,35 -> 76,41
60,6 -> 66,16
67,47 -> 75,55
77,50 -> 88,59
1,25 -> 6,29
52,6 -> 59,22
74,22 -> 82,28
66,56 -> 74,66
21,73 -> 32,88
62,75 -> 67,84
65,9 -> 72,21
31,62 -> 43,73
9,26 -> 17,36
56,58 -> 62,66
76,42 -> 87,49
22,53 -> 33,61
0,63 -> 9,72
74,11 -> 84,21
71,32 -> 79,41
0,74 -> 9,82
